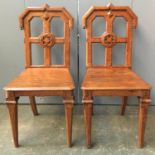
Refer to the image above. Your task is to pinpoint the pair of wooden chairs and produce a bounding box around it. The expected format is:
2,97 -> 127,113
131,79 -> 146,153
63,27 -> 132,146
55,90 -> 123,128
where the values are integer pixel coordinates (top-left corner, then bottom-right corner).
4,3 -> 151,148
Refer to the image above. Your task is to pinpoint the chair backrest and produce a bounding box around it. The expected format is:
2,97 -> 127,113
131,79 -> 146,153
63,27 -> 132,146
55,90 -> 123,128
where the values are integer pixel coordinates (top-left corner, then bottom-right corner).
82,3 -> 137,68
19,4 -> 73,68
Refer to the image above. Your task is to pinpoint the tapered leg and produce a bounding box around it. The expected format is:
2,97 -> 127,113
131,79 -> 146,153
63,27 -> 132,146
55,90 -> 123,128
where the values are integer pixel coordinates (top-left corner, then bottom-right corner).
84,101 -> 93,148
6,92 -> 19,147
120,96 -> 128,115
64,91 -> 74,147
138,98 -> 151,148
82,90 -> 93,148
64,102 -> 73,147
29,96 -> 38,115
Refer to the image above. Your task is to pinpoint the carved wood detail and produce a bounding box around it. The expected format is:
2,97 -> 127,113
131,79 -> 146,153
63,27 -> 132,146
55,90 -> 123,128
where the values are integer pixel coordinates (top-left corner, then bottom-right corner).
39,33 -> 55,47
101,32 -> 117,47
19,3 -> 74,68
82,3 -> 138,68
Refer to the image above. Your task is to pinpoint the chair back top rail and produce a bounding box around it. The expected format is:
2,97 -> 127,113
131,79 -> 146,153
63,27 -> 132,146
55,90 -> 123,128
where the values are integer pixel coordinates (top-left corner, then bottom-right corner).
82,3 -> 138,68
19,3 -> 74,68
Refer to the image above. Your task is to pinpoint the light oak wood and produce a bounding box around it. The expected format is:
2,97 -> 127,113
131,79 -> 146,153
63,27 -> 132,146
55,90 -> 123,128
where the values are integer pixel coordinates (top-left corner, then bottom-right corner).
83,99 -> 93,148
82,68 -> 150,90
7,100 -> 19,147
4,4 -> 75,147
81,3 -> 151,148
5,68 -> 74,91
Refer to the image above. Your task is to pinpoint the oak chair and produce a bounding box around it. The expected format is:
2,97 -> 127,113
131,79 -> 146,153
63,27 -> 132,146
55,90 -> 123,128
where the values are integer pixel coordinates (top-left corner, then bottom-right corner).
4,4 -> 75,147
81,3 -> 151,148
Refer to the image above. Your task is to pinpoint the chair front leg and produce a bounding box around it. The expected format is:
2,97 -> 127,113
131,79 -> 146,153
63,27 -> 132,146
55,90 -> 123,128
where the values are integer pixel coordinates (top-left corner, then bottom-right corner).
64,91 -> 74,147
120,96 -> 128,115
83,91 -> 93,148
138,93 -> 151,148
29,96 -> 38,115
6,92 -> 19,147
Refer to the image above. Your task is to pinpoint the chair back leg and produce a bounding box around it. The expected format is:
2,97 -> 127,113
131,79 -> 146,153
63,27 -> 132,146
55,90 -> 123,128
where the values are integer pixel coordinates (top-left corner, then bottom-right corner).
120,96 -> 128,115
29,96 -> 38,116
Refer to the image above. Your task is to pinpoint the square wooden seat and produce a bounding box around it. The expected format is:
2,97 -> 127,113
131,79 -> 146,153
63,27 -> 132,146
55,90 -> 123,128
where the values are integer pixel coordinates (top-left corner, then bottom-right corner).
81,3 -> 151,148
4,4 -> 75,147
82,68 -> 150,91
5,68 -> 74,91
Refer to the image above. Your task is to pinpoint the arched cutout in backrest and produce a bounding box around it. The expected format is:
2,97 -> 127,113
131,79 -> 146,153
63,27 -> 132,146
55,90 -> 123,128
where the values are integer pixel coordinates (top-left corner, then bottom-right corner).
82,3 -> 137,68
51,44 -> 64,65
92,43 -> 105,65
19,4 -> 73,68
92,17 -> 106,37
51,17 -> 64,37
113,17 -> 126,37
30,17 -> 43,37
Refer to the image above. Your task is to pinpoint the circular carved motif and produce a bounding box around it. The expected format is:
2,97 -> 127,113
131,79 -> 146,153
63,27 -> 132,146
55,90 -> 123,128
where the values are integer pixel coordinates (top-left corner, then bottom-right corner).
39,33 -> 55,47
101,32 -> 117,47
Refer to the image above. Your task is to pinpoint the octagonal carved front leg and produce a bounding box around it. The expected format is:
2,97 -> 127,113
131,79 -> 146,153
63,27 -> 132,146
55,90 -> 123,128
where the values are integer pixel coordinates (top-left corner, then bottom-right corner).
82,90 -> 93,148
138,91 -> 151,148
63,90 -> 74,147
5,91 -> 19,147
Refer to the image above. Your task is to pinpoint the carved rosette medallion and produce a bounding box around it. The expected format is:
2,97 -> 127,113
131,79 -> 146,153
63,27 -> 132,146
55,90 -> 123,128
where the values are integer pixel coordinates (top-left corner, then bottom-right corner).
39,33 -> 55,47
101,32 -> 117,47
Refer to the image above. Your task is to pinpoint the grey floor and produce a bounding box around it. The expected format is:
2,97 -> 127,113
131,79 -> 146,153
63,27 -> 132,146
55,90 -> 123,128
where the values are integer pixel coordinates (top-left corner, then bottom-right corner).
0,104 -> 155,155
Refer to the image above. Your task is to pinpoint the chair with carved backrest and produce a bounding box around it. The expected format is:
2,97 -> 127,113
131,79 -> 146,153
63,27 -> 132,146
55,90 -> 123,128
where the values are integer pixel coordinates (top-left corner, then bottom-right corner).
81,3 -> 151,148
4,4 -> 75,147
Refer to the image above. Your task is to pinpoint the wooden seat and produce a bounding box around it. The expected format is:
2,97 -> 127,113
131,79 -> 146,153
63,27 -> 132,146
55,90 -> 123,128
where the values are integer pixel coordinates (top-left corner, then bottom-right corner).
5,68 -> 74,91
82,68 -> 150,90
81,3 -> 151,148
4,4 -> 75,147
